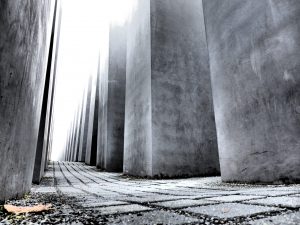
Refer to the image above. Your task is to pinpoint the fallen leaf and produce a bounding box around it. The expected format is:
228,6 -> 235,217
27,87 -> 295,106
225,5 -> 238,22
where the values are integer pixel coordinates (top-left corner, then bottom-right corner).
4,204 -> 52,214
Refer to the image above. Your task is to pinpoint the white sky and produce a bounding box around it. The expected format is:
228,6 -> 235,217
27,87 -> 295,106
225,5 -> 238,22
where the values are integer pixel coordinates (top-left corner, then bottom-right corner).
51,0 -> 133,160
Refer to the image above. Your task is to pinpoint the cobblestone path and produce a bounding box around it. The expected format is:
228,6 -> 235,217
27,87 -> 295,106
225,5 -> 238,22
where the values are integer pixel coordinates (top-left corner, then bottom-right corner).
2,161 -> 299,224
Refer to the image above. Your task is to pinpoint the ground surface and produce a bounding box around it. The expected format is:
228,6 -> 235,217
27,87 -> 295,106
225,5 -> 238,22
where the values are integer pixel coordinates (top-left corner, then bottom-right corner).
0,162 -> 299,224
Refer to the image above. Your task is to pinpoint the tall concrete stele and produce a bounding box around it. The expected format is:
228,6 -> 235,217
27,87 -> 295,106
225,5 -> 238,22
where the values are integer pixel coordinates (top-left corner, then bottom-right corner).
33,0 -> 62,184
85,70 -> 100,166
97,23 -> 127,172
203,0 -> 300,183
124,0 -> 220,177
0,0 -> 55,201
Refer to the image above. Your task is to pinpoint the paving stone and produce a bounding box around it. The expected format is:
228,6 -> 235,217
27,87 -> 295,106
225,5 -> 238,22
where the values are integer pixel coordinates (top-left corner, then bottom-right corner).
24,162 -> 300,225
107,210 -> 199,225
187,193 -> 227,199
183,203 -> 280,219
77,200 -> 129,208
245,196 -> 300,208
94,204 -> 151,215
148,189 -> 197,196
236,189 -> 300,197
248,211 -> 300,225
119,195 -> 190,203
58,188 -> 87,197
31,187 -> 57,193
206,195 -> 265,202
152,199 -> 214,209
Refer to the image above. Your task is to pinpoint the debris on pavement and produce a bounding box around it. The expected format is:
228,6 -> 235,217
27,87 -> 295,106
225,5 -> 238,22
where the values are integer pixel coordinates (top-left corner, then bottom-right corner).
4,204 -> 52,214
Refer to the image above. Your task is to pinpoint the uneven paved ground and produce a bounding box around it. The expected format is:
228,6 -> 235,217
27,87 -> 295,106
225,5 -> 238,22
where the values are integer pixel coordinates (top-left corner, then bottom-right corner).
1,162 -> 299,224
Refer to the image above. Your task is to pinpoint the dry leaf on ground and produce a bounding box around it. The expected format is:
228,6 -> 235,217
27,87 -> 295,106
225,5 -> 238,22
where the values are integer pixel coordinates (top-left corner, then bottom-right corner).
4,204 -> 52,214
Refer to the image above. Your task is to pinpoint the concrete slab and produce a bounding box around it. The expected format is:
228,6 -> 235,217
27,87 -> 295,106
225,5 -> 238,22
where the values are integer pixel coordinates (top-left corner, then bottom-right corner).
245,196 -> 300,208
33,0 -> 61,184
73,105 -> 82,162
79,79 -> 92,163
0,0 -> 55,201
85,64 -> 99,165
183,203 -> 280,219
78,88 -> 88,162
124,0 -> 219,177
203,0 -> 300,183
97,22 -> 127,172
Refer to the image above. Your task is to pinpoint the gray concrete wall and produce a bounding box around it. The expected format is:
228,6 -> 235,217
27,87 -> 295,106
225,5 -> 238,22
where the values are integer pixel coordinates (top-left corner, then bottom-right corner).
74,103 -> 82,162
45,7 -> 62,167
97,26 -> 109,169
203,0 -> 300,183
123,0 -> 153,176
45,117 -> 55,166
124,0 -> 219,177
91,60 -> 100,166
67,130 -> 71,161
0,0 -> 55,200
73,109 -> 80,161
79,79 -> 92,163
99,24 -> 127,172
85,73 -> 98,165
78,89 -> 87,162
70,121 -> 75,161
68,127 -> 73,161
32,1 -> 58,183
150,0 -> 219,177
33,0 -> 62,183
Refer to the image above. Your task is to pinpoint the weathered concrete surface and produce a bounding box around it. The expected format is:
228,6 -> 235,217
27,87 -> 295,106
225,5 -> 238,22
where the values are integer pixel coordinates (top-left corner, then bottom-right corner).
68,126 -> 73,162
73,108 -> 80,162
91,66 -> 100,165
69,117 -> 75,161
124,0 -> 219,177
79,79 -> 92,163
44,3 -> 62,170
106,24 -> 127,171
97,25 -> 109,169
74,103 -> 82,162
0,0 -> 55,200
96,24 -> 127,172
203,0 -> 300,183
33,1 -> 62,184
65,130 -> 70,161
45,117 -> 55,166
78,89 -> 87,162
85,72 -> 99,166
123,0 -> 152,176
